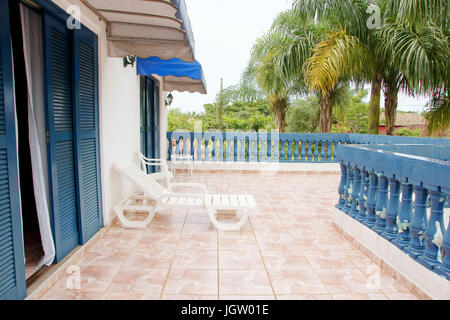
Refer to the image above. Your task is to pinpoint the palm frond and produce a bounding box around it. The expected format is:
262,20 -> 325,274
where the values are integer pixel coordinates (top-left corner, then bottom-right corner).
377,20 -> 448,93
424,88 -> 450,135
304,29 -> 368,95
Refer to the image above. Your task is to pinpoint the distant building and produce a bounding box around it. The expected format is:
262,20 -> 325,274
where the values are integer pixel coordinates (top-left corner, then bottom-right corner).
379,112 -> 427,134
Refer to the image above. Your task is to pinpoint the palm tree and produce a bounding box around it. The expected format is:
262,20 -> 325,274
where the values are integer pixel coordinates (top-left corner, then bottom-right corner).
379,0 -> 449,135
219,9 -> 321,133
294,0 -> 449,135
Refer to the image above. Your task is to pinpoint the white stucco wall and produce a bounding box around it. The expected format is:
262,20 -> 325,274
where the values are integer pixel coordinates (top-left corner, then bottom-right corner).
52,0 -> 166,225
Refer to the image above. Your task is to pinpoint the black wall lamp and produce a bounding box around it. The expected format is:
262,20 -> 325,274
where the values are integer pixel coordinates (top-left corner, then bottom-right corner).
123,55 -> 136,68
165,92 -> 173,107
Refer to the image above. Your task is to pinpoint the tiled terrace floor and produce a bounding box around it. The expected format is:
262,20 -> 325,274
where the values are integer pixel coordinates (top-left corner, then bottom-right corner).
35,171 -> 419,300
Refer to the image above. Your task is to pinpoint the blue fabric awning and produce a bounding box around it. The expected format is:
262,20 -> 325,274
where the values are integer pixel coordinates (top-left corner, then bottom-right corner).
137,56 -> 207,94
137,57 -> 202,80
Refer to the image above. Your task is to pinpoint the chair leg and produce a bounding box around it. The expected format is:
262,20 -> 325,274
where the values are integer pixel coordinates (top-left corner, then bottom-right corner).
114,196 -> 156,230
207,207 -> 249,231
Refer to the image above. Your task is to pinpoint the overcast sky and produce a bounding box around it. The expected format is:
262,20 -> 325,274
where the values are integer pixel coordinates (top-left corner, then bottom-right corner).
170,0 -> 429,114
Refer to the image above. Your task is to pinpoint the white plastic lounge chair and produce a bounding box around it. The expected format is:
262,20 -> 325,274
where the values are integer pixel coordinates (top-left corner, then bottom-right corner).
137,152 -> 173,187
113,160 -> 257,231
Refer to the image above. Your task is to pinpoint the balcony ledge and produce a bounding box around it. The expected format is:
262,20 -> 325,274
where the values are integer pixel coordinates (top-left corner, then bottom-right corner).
333,208 -> 450,300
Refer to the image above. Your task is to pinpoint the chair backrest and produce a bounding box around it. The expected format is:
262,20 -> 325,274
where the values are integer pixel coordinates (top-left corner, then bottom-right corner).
113,160 -> 169,200
136,152 -> 147,173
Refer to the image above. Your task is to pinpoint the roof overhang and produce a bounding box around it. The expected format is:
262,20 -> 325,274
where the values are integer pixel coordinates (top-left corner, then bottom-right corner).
80,0 -> 195,62
80,0 -> 206,93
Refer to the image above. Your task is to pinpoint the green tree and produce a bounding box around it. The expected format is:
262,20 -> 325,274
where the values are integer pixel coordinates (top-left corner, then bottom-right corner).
295,0 -> 448,135
286,95 -> 320,133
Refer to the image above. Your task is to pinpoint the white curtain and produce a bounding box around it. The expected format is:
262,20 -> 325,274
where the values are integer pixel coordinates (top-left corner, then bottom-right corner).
20,4 -> 55,267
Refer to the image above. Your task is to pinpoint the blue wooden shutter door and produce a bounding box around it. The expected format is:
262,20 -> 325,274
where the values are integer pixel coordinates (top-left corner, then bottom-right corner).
43,13 -> 80,262
73,26 -> 103,244
153,83 -> 160,161
0,0 -> 26,300
140,77 -> 146,156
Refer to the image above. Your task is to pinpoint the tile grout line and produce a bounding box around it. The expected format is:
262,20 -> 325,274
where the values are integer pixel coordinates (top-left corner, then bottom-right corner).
158,209 -> 189,300
217,223 -> 220,300
270,194 -> 336,300
99,218 -> 149,300
248,216 -> 277,300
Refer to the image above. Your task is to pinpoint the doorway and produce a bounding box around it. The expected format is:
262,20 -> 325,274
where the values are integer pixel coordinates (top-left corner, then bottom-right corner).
140,76 -> 161,173
10,1 -> 50,281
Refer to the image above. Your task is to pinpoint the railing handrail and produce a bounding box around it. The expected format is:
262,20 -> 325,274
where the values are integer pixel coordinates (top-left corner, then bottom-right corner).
335,142 -> 450,282
166,132 -> 450,164
335,143 -> 450,192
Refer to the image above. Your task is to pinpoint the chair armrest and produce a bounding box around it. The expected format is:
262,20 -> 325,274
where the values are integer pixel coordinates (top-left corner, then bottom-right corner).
168,182 -> 208,194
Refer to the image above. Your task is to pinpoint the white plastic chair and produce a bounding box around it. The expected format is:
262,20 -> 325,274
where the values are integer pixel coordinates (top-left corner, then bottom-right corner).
137,152 -> 173,187
113,160 -> 257,231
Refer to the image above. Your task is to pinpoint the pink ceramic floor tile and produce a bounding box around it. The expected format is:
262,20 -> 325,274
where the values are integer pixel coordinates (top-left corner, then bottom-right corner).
178,233 -> 218,251
125,248 -> 176,269
164,269 -> 218,295
315,269 -> 383,295
161,295 -> 219,300
268,269 -> 328,295
219,250 -> 265,270
219,234 -> 257,251
107,266 -> 168,296
219,270 -> 273,295
220,295 -> 276,300
261,250 -> 309,270
276,294 -> 333,300
45,265 -> 120,294
172,250 -> 218,270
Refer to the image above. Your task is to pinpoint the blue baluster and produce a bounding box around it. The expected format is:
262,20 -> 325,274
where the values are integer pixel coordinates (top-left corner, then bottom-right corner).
357,170 -> 369,222
363,172 -> 379,228
182,137 -> 187,155
392,182 -> 414,250
247,137 -> 252,162
337,163 -> 348,210
280,139 -> 286,162
344,166 -> 354,215
220,134 -> 225,161
197,135 -> 202,161
258,135 -> 265,162
307,140 -> 313,162
175,136 -> 180,156
404,186 -> 429,260
226,137 -> 232,162
435,204 -> 450,280
204,138 -> 210,161
382,177 -> 401,241
300,140 -> 306,162
417,190 -> 446,270
287,140 -> 293,162
233,136 -> 238,162
273,136 -> 280,162
168,135 -> 173,161
267,136 -> 272,162
190,133 -> 195,159
293,140 -> 300,162
374,175 -> 389,234
327,141 -> 332,162
239,137 -> 245,161
350,167 -> 362,218
320,140 -> 326,162
211,136 -> 217,161
313,140 -> 319,162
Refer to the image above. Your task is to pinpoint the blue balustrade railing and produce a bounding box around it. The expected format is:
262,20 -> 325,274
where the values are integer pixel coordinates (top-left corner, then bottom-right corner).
335,143 -> 450,281
167,131 -> 450,163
